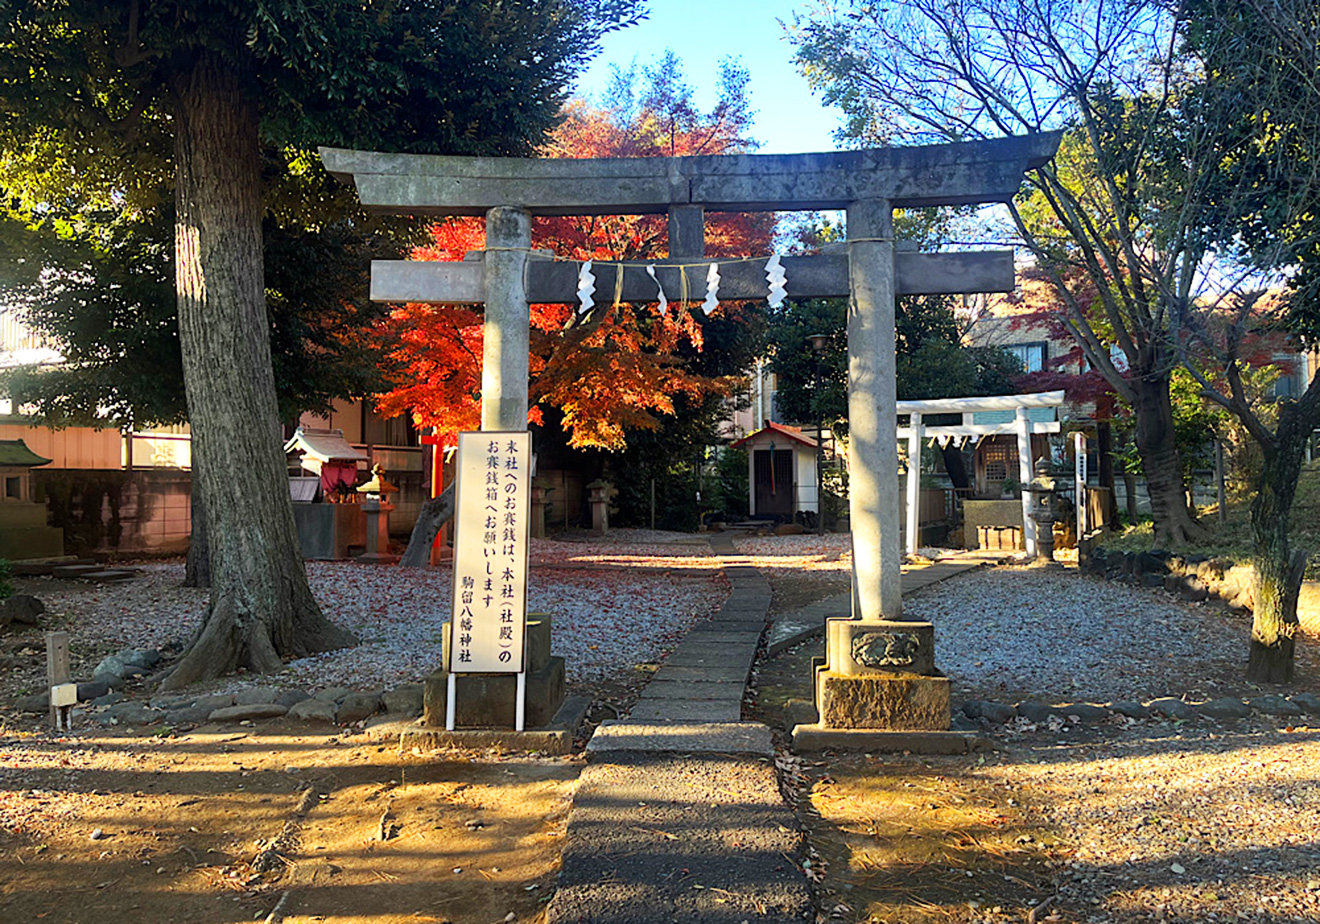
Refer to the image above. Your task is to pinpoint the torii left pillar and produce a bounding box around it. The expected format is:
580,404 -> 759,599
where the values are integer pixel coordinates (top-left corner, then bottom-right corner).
483,207 -> 532,431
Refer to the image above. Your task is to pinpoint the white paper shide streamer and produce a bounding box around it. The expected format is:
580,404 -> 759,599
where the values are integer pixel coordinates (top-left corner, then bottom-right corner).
702,262 -> 721,316
645,264 -> 668,316
765,253 -> 787,309
576,260 -> 596,316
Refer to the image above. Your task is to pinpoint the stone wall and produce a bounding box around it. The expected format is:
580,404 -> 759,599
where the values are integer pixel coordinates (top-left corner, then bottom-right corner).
30,467 -> 430,558
33,469 -> 192,557
1078,543 -> 1320,634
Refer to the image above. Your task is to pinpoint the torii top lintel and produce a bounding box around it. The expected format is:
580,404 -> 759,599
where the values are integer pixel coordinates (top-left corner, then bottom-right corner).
319,133 -> 1062,217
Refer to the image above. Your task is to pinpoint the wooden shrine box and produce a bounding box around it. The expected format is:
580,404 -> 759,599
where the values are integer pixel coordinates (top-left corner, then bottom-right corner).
284,427 -> 368,559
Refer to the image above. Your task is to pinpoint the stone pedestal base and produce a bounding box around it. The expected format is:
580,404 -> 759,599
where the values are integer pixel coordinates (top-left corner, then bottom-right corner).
371,694 -> 590,756
814,668 -> 950,730
424,614 -> 565,729
423,656 -> 566,729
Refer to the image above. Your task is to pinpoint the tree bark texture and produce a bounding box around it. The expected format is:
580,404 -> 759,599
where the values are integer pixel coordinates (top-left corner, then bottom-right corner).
1130,372 -> 1208,547
399,484 -> 456,568
1247,406 -> 1311,684
183,460 -> 210,588
162,52 -> 355,690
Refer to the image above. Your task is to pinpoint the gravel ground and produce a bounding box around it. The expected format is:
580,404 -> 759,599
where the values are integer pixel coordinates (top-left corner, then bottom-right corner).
982,727 -> 1320,924
17,529 -> 727,693
902,563 -> 1283,705
908,563 -> 1320,923
732,533 -> 854,578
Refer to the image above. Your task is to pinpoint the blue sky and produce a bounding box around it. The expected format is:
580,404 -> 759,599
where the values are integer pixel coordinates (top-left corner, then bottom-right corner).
575,1 -> 843,154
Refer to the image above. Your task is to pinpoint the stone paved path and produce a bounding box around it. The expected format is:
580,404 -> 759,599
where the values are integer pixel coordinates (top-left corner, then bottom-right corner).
547,537 -> 998,923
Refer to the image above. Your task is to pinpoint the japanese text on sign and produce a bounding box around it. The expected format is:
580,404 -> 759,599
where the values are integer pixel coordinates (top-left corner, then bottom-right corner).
450,431 -> 531,673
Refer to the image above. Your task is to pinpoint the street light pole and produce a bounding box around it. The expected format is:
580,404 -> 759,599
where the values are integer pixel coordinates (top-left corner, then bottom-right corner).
808,333 -> 829,535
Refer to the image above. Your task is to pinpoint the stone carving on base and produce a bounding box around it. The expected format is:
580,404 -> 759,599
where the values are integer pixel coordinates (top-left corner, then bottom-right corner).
851,631 -> 920,670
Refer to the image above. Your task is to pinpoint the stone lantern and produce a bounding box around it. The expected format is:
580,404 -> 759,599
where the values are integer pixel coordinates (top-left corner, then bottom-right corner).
355,464 -> 399,564
1024,456 -> 1059,563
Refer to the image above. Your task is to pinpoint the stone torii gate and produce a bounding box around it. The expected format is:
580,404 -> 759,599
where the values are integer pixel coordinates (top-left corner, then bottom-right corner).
323,138 -> 1059,746
321,136 -> 1058,632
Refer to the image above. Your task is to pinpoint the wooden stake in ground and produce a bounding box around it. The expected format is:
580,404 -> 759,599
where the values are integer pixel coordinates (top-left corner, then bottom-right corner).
45,631 -> 72,730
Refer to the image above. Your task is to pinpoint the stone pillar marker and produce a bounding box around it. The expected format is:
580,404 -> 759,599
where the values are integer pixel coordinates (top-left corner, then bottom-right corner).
588,480 -> 613,535
46,631 -> 73,730
796,197 -> 960,753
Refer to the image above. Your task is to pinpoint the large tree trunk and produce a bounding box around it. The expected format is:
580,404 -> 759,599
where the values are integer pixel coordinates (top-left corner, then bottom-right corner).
1247,412 -> 1310,684
399,484 -> 456,568
1130,372 -> 1208,547
161,51 -> 355,691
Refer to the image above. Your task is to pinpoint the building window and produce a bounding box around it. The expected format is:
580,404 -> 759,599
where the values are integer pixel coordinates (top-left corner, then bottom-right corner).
1004,341 -> 1047,373
1272,355 -> 1301,399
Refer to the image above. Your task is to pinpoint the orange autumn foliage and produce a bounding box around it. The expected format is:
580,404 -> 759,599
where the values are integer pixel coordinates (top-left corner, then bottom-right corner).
375,61 -> 773,451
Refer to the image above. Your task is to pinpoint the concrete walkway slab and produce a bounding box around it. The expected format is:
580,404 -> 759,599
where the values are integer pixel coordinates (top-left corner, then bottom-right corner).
663,648 -> 756,670
627,700 -> 742,723
546,752 -> 811,924
586,721 -> 773,757
637,680 -> 746,703
651,664 -> 753,683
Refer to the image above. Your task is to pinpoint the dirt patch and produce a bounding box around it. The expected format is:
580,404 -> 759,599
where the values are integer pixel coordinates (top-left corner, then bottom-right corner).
0,720 -> 579,924
786,752 -> 1060,923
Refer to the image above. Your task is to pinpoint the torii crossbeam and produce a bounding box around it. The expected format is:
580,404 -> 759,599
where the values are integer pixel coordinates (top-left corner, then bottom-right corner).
322,134 -> 1060,625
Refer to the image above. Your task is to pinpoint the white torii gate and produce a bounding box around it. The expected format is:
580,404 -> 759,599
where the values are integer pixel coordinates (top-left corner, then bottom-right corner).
896,391 -> 1066,556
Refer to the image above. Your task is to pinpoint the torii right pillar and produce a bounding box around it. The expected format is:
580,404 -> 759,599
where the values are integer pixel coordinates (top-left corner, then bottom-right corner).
796,197 -> 969,753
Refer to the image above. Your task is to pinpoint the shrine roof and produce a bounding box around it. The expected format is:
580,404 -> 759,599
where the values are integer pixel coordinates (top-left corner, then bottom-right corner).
0,439 -> 51,468
895,391 -> 1066,414
283,428 -> 368,463
729,421 -> 819,450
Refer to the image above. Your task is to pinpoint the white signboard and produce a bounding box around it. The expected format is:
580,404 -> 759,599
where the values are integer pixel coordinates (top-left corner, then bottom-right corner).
450,431 -> 532,673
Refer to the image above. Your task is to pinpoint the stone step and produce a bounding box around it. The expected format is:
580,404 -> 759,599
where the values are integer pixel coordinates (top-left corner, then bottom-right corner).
80,570 -> 138,583
50,564 -> 103,579
11,562 -> 57,576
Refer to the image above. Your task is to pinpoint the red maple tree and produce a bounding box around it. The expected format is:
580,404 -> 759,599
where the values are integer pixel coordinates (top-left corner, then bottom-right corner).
375,54 -> 774,451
